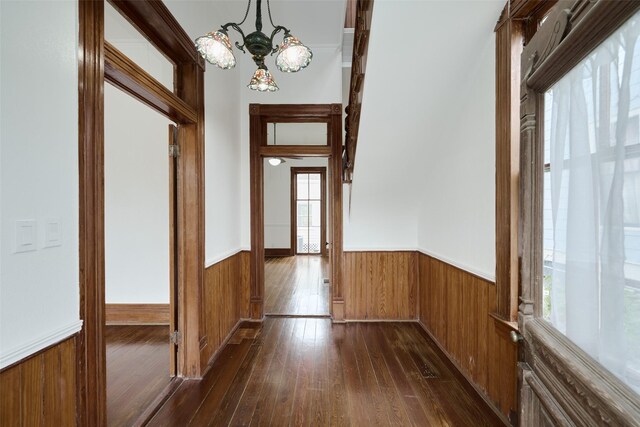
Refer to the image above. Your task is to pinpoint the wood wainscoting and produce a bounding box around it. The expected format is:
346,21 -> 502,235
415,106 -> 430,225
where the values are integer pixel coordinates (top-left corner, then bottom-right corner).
0,335 -> 77,425
264,248 -> 293,257
343,251 -> 418,320
105,304 -> 170,325
418,253 -> 517,422
199,251 -> 251,373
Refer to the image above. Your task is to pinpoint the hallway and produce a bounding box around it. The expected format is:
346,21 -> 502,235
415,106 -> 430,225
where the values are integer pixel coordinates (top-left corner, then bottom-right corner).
264,256 -> 330,315
149,318 -> 502,426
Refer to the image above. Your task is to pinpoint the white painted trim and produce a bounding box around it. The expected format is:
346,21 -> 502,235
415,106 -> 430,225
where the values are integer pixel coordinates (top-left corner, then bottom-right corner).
417,247 -> 496,282
205,247 -> 244,268
0,320 -> 83,369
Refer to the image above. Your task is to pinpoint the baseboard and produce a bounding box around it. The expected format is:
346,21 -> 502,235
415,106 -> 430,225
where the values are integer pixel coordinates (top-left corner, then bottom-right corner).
201,319 -> 243,377
417,321 -> 511,426
0,320 -> 83,370
265,248 -> 293,257
105,304 -> 170,325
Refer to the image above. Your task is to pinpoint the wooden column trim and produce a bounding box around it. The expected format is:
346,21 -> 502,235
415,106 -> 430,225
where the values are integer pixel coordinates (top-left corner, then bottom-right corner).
77,0 -> 106,424
495,16 -> 524,322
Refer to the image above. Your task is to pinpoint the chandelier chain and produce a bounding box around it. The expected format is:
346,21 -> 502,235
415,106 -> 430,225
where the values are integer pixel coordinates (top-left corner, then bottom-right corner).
238,0 -> 252,26
266,0 -> 277,28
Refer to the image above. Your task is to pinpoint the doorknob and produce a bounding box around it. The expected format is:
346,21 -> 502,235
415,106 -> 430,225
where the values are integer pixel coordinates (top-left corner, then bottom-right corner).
510,330 -> 523,343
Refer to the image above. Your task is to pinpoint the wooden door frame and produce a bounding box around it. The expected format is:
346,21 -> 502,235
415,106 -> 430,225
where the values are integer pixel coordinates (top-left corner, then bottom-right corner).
250,104 -> 344,321
78,0 -> 205,424
290,167 -> 327,257
518,1 -> 640,424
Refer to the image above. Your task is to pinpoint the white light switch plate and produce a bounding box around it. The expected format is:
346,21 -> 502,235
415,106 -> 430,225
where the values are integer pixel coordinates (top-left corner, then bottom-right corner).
15,220 -> 37,253
44,218 -> 62,248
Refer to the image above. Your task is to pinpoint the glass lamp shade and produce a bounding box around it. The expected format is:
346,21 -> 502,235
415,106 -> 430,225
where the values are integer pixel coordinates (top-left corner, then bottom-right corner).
276,35 -> 313,72
195,31 -> 236,69
248,67 -> 279,92
268,158 -> 284,166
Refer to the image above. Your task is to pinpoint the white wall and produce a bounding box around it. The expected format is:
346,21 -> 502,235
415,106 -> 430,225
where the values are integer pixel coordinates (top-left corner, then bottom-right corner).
0,0 -> 81,368
264,157 -> 329,249
104,84 -> 172,304
166,1 -> 244,266
342,0 -> 500,280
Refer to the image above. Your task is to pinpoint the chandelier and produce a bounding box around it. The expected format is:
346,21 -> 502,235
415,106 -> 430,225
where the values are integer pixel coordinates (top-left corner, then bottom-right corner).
195,0 -> 313,92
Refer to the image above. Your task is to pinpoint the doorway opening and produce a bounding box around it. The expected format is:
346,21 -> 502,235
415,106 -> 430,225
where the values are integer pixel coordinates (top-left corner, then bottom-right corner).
249,104 -> 344,321
103,3 -> 179,423
264,160 -> 329,315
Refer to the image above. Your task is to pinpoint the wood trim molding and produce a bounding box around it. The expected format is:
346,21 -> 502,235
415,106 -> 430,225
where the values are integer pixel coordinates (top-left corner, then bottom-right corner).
78,1 -> 106,424
495,10 -> 524,323
265,248 -> 294,257
249,104 -> 343,321
105,304 -> 170,325
105,42 -> 197,124
108,0 -> 204,69
78,0 -> 206,422
518,1 -> 640,425
343,0 -> 374,183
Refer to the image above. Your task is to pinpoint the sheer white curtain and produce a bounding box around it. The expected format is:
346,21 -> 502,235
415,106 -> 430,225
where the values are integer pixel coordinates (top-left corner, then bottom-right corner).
545,11 -> 640,392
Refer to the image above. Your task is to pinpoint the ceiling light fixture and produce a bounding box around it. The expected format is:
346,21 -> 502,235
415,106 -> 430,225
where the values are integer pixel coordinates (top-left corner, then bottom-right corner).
268,123 -> 286,166
195,0 -> 313,92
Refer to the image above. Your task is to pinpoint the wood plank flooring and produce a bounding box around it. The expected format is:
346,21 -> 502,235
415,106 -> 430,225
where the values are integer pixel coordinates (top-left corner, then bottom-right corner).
264,256 -> 330,315
106,325 -> 172,426
149,319 -> 503,426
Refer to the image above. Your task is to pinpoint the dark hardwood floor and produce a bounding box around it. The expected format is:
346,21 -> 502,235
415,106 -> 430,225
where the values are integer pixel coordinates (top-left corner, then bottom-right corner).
264,256 -> 330,315
106,325 -> 172,426
148,318 -> 503,426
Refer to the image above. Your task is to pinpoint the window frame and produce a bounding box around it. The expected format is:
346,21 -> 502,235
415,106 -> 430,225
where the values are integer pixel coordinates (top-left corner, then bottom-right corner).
291,167 -> 327,256
518,1 -> 640,424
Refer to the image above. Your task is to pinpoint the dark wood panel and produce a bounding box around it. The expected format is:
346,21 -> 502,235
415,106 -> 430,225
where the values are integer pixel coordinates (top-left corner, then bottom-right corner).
418,253 -> 517,423
148,319 -> 503,426
105,42 -> 197,124
343,251 -> 418,320
105,304 -> 170,325
0,336 -> 77,427
265,248 -> 293,257
200,251 -> 249,373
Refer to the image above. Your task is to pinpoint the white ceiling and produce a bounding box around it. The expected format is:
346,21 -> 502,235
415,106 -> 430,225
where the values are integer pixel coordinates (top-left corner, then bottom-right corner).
181,0 -> 348,48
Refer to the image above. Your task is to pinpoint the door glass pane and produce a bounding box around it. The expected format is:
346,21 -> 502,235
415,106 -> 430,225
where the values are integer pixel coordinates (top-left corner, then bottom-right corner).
309,174 -> 321,199
297,174 -> 309,199
297,201 -> 309,227
308,227 -> 321,254
296,226 -> 308,253
542,9 -> 640,392
309,200 -> 321,227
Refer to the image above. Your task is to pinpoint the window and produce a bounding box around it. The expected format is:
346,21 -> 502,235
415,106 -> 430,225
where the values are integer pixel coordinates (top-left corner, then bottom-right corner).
294,171 -> 324,254
542,10 -> 640,393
